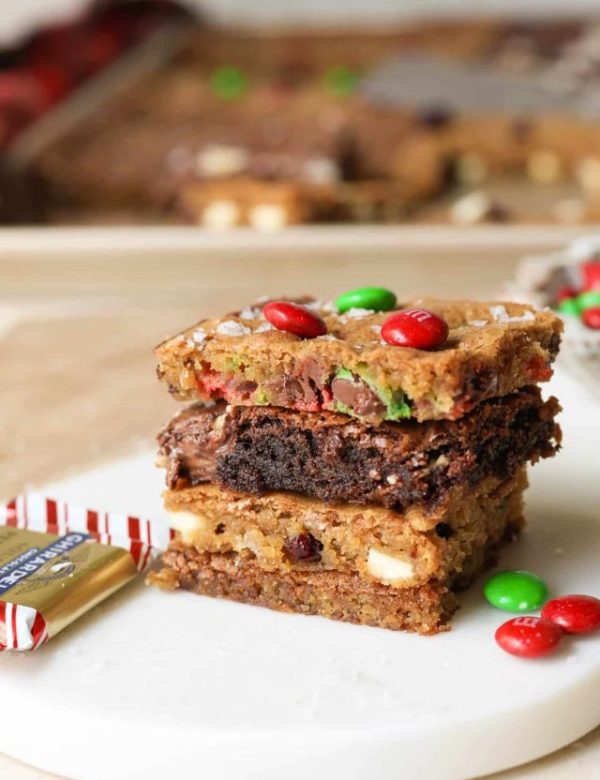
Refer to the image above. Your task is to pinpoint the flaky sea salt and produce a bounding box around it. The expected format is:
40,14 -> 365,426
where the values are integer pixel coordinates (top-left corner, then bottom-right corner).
345,307 -> 374,318
489,305 -> 509,321
255,322 -> 274,333
316,334 -> 338,341
215,321 -> 251,336
371,325 -> 382,335
191,328 -> 207,344
469,320 -> 487,328
490,305 -> 535,324
238,307 -> 260,320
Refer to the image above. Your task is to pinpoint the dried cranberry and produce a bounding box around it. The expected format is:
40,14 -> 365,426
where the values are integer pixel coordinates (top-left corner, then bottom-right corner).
283,533 -> 323,563
526,356 -> 553,381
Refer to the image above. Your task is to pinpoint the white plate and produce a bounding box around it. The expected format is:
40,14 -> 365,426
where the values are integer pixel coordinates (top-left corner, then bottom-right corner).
0,370 -> 598,780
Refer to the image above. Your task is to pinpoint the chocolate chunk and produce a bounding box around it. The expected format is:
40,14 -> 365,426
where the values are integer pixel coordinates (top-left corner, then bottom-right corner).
417,106 -> 454,129
512,117 -> 534,143
435,523 -> 454,539
283,533 -> 323,563
230,379 -> 258,399
266,359 -> 327,408
330,374 -> 386,419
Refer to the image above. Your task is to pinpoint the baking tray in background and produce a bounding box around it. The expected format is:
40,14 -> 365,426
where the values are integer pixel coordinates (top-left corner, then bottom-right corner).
5,14 -> 600,228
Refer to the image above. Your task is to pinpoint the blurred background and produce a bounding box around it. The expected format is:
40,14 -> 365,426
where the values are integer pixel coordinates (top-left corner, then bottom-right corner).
1,0 -> 600,229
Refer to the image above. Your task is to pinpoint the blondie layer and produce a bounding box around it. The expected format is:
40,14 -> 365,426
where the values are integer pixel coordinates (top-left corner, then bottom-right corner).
151,470 -> 525,634
155,298 -> 562,423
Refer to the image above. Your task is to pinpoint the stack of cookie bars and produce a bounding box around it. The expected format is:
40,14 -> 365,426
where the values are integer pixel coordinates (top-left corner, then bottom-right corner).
150,295 -> 562,634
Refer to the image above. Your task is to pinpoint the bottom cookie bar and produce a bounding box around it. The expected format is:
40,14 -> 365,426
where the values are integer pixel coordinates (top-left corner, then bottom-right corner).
151,547 -> 458,634
150,472 -> 526,633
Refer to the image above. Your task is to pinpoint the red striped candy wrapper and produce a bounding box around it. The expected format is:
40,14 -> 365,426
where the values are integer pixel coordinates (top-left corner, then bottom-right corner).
0,494 -> 173,651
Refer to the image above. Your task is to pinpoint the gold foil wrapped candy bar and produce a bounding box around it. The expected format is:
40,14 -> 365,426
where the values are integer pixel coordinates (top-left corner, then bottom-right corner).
0,494 -> 171,650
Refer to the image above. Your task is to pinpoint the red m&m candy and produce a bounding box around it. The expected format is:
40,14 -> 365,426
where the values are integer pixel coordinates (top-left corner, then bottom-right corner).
581,260 -> 600,291
495,616 -> 563,658
541,595 -> 600,635
381,308 -> 448,350
555,285 -> 577,304
263,301 -> 326,339
582,307 -> 600,330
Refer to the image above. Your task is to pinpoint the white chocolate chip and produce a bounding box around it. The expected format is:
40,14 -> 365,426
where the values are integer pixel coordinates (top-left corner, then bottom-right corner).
552,198 -> 586,224
195,144 -> 249,177
215,320 -> 251,336
450,191 -> 494,225
248,204 -> 288,231
303,156 -> 340,185
255,322 -> 275,333
167,510 -> 207,543
202,200 -> 240,229
527,150 -> 563,184
386,474 -> 398,485
367,548 -> 415,584
575,156 -> 600,194
455,152 -> 489,185
370,324 -> 382,336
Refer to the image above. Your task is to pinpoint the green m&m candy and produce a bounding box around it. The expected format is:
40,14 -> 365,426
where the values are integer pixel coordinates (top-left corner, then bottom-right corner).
576,290 -> 600,311
484,570 -> 549,613
323,66 -> 360,97
335,286 -> 397,314
557,297 -> 581,316
211,66 -> 248,100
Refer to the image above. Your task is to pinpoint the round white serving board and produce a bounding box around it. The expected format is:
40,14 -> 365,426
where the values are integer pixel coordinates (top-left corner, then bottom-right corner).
0,370 -> 598,780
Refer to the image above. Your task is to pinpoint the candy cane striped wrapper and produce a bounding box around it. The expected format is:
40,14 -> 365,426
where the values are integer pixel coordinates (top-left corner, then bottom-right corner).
0,494 -> 174,651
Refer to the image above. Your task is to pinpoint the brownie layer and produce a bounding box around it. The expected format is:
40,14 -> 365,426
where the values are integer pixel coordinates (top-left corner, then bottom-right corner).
150,492 -> 521,634
155,298 -> 562,423
158,387 -> 559,512
161,470 -> 525,588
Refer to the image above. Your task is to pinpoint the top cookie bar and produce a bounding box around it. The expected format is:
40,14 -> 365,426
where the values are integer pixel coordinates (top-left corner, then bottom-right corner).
155,298 -> 562,423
